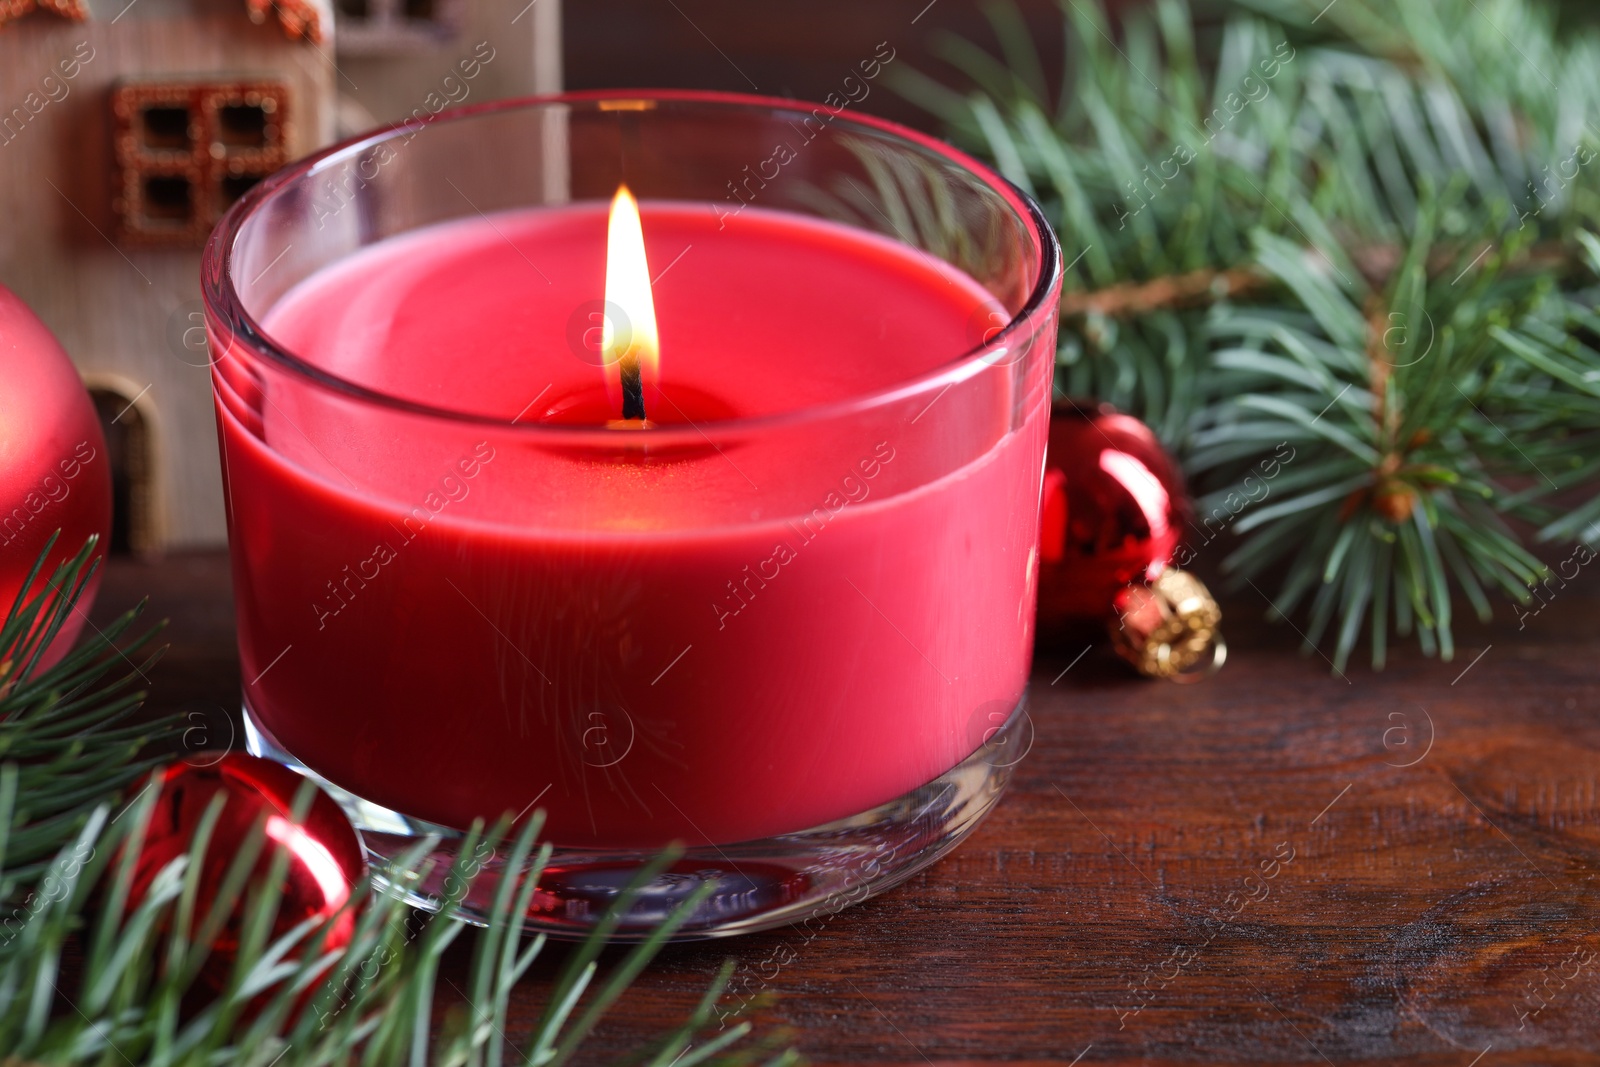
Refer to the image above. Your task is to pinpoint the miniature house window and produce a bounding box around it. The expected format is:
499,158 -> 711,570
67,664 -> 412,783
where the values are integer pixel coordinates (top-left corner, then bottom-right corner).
111,80 -> 290,247
335,0 -> 464,55
89,388 -> 155,556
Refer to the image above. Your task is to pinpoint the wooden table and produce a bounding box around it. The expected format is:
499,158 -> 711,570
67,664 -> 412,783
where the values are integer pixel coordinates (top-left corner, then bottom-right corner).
93,552 -> 1600,1065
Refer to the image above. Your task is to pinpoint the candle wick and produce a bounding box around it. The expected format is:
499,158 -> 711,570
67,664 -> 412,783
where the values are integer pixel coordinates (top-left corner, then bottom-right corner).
620,352 -> 646,421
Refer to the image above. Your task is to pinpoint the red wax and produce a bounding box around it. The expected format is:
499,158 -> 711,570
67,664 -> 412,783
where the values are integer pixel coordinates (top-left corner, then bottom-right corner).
218,203 -> 1048,847
0,285 -> 111,668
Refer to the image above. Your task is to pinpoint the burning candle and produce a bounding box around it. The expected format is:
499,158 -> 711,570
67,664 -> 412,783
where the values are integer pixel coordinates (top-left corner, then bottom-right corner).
205,92 -> 1061,937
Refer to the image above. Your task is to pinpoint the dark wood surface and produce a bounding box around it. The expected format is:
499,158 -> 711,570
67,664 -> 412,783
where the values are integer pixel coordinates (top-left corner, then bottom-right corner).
92,551 -> 1600,1065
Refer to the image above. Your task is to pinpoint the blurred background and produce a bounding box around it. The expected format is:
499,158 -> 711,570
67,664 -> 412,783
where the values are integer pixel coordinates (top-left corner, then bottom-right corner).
4,0 -> 1597,561
562,0 -> 1094,134
562,0 -> 1600,132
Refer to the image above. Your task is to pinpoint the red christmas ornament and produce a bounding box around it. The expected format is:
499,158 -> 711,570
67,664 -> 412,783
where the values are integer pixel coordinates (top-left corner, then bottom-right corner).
0,284 -> 112,670
1038,400 -> 1223,679
128,754 -> 364,985
1038,400 -> 1192,622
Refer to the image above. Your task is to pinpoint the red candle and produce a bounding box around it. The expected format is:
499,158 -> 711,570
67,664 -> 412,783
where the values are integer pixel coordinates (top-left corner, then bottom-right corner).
216,195 -> 1049,849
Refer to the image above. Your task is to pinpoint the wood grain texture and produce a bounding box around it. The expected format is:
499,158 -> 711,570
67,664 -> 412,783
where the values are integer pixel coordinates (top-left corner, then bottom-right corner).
91,551 -> 1600,1065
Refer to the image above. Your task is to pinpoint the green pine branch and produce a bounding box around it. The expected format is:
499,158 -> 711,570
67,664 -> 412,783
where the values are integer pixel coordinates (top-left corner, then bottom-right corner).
891,0 -> 1600,670
0,531 -> 169,896
0,537 -> 792,1066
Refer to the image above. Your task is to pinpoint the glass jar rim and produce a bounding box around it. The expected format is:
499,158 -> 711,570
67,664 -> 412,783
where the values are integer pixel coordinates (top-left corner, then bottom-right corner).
201,88 -> 1062,442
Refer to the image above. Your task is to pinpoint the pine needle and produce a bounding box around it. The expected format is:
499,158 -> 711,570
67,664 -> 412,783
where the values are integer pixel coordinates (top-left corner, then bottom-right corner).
891,0 -> 1600,669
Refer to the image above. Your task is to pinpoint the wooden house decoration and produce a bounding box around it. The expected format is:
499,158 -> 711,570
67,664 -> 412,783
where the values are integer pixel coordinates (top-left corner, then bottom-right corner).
110,78 -> 294,247
0,0 -> 562,553
0,0 -> 333,553
332,0 -> 561,133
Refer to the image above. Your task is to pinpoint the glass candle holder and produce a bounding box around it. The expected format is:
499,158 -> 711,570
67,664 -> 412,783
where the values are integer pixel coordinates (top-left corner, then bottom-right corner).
202,90 -> 1061,939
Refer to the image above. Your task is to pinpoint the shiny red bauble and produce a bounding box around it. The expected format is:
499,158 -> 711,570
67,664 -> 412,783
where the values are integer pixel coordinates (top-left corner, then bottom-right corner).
127,754 -> 365,985
1036,399 -> 1193,629
0,284 -> 112,669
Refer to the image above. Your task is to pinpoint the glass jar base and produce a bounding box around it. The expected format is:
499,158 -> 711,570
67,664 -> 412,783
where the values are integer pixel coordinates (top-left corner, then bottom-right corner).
242,697 -> 1031,941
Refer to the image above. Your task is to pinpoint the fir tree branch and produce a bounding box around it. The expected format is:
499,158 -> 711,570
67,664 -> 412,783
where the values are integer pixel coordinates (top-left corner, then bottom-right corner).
1061,265 -> 1266,316
892,0 -> 1600,669
0,533 -> 169,896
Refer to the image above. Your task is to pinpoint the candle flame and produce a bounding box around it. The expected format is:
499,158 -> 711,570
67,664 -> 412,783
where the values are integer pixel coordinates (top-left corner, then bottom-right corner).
603,184 -> 659,419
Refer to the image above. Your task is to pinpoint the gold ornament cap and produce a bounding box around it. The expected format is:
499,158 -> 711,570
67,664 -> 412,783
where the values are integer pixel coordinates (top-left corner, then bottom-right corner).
1108,568 -> 1225,681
